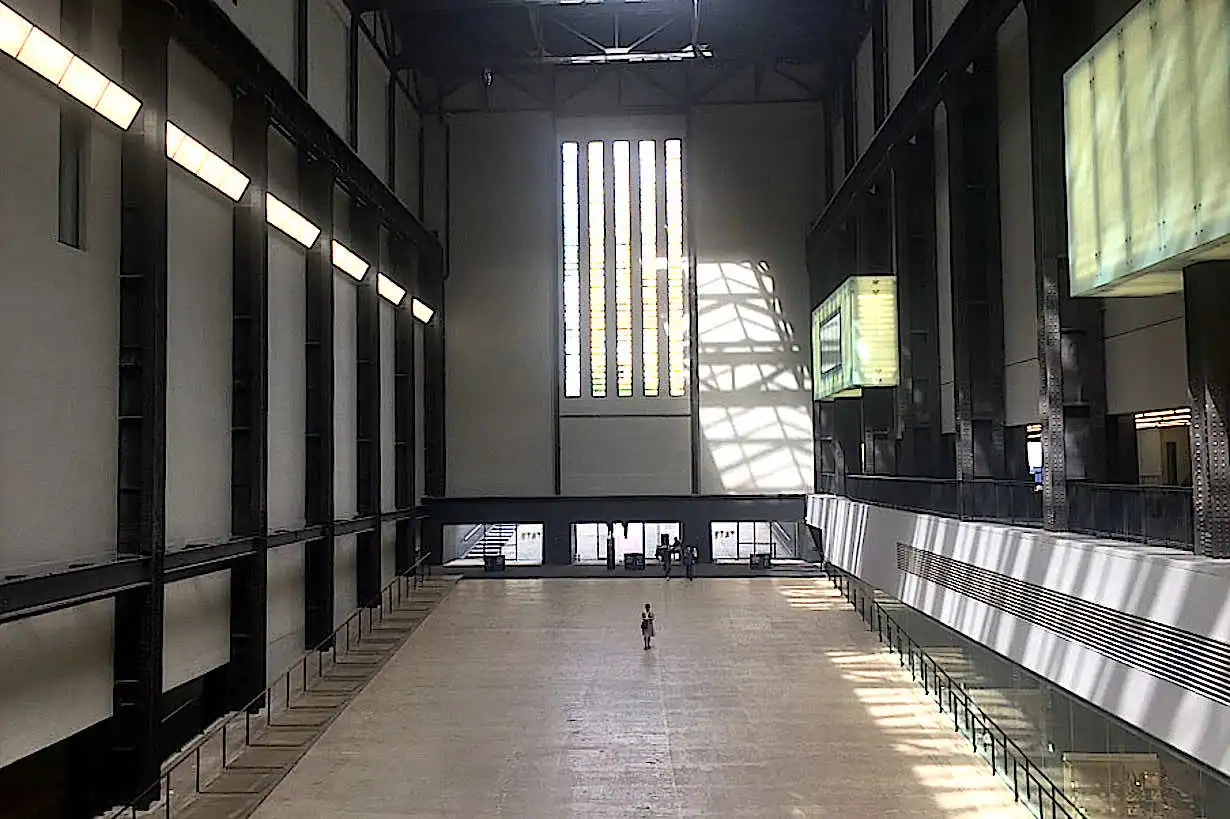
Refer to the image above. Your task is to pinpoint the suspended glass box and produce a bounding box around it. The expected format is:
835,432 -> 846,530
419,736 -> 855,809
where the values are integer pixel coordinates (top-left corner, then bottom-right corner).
811,275 -> 898,400
1064,0 -> 1230,297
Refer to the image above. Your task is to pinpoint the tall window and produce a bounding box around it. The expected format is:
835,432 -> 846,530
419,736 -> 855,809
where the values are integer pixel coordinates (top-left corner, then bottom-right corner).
561,137 -> 687,400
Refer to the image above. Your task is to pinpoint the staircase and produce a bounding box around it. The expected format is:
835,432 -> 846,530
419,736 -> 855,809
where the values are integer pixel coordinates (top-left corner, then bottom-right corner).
462,524 -> 518,561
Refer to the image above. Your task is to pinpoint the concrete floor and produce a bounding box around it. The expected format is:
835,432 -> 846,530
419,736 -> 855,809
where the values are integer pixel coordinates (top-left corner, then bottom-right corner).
251,579 -> 1032,819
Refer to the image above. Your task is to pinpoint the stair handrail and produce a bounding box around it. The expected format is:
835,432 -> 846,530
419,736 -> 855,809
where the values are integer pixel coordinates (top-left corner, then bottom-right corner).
826,566 -> 1087,819
103,553 -> 434,818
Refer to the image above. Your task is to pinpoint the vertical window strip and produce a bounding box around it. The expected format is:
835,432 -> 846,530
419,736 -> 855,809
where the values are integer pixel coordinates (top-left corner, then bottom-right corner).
665,139 -> 686,397
562,143 -> 581,398
588,141 -> 607,398
614,141 -> 633,397
639,141 -> 659,397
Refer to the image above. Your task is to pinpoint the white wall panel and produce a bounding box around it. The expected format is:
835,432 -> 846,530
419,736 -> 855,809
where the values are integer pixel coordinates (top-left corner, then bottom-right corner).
166,44 -> 233,548
997,5 -> 1039,426
163,574 -> 230,692
855,34 -> 875,155
209,0 -> 296,84
690,104 -> 820,494
809,493 -> 1230,779
934,105 -> 956,433
358,34 -> 388,181
334,277 -> 358,517
267,543 -> 305,680
561,416 -> 691,495
932,0 -> 971,45
334,533 -> 357,626
0,23 -> 120,570
0,601 -> 113,769
308,0 -> 349,140
380,303 -> 397,512
445,112 -> 556,496
267,131 -> 307,531
887,0 -> 914,108
1104,295 -> 1188,414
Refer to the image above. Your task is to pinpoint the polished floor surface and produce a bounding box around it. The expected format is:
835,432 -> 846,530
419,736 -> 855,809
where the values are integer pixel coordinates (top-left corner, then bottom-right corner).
251,579 -> 1032,819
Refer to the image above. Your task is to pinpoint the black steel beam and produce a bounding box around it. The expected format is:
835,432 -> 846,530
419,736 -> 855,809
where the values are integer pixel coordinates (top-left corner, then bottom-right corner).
354,201 -> 382,603
1027,0 -> 1108,530
392,236 -> 417,574
808,0 -> 1019,242
0,560 -> 148,625
112,1 -> 171,807
228,90 -> 271,710
1184,262 -> 1230,557
302,157 -> 336,649
944,61 -> 1006,481
163,0 -> 443,268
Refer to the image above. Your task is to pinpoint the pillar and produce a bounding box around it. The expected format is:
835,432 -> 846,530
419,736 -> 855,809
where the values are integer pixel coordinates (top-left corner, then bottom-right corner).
1184,262 -> 1230,557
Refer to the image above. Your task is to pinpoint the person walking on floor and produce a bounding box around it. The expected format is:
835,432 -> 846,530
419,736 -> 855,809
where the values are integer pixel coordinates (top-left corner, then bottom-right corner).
683,542 -> 697,581
641,603 -> 655,650
660,540 -> 674,580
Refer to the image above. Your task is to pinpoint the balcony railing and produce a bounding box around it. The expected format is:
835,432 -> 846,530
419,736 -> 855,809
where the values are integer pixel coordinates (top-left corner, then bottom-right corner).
818,474 -> 1196,550
1066,481 -> 1193,550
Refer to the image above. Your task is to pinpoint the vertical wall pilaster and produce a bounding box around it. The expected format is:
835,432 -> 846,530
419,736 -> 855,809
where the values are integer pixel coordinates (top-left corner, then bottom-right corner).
354,202 -> 382,603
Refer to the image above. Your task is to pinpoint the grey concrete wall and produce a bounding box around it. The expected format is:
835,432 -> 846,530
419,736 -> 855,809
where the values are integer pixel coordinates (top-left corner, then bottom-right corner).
415,322 -> 426,504
691,104 -> 821,495
0,0 -> 121,572
997,5 -> 1040,427
855,34 -> 875,154
307,0 -> 348,139
163,574 -> 231,692
445,112 -> 557,496
166,43 -> 234,548
561,416 -> 692,495
266,543 -> 305,683
887,0 -> 914,108
334,533 -> 358,626
933,0 -> 972,44
380,302 -> 397,512
0,601 -> 114,769
334,276 -> 359,518
1103,295 -> 1188,414
395,89 -> 420,216
358,33 -> 387,182
209,0 -> 296,85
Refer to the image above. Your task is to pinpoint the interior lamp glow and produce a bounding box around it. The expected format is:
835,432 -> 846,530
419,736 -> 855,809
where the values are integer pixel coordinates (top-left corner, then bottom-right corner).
331,241 -> 368,281
0,3 -> 141,128
376,273 -> 405,305
411,298 -> 434,324
265,193 -> 320,248
166,122 -> 249,201
811,275 -> 899,401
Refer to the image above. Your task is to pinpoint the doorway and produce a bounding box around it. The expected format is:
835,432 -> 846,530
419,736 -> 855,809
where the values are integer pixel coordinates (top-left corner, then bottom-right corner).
571,522 -> 681,564
443,523 -> 544,566
711,521 -> 803,563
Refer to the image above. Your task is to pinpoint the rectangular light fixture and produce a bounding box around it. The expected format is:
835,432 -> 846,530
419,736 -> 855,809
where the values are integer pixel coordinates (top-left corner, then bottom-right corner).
0,3 -> 141,128
411,298 -> 434,324
331,240 -> 368,281
376,274 -> 405,305
265,193 -> 320,248
166,122 -> 249,201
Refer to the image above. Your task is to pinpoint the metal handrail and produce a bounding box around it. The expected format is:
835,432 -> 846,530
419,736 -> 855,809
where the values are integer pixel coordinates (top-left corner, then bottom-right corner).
104,552 -> 434,818
826,566 -> 1086,819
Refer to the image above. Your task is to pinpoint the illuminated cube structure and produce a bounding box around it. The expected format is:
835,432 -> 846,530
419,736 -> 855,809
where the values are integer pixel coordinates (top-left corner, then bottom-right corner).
812,275 -> 899,401
1064,0 -> 1230,297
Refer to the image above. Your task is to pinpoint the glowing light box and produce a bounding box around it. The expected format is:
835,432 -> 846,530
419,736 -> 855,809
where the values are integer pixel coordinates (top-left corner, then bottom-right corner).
811,275 -> 898,400
1064,0 -> 1230,297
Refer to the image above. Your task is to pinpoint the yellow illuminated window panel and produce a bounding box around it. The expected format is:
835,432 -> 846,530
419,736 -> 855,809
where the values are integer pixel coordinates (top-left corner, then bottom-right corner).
588,141 -> 607,398
562,142 -> 582,398
639,141 -> 660,397
665,139 -> 686,397
614,141 -> 633,397
811,276 -> 899,401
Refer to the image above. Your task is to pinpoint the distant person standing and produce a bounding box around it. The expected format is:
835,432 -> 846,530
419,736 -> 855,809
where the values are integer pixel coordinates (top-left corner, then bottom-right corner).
641,603 -> 655,649
660,539 -> 674,580
683,542 -> 697,581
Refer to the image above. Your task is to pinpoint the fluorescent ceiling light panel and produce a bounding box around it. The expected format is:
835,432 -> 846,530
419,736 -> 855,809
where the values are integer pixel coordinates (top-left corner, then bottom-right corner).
411,298 -> 434,324
165,122 -> 250,201
0,3 -> 142,128
377,274 -> 406,305
331,240 -> 369,281
265,193 -> 320,248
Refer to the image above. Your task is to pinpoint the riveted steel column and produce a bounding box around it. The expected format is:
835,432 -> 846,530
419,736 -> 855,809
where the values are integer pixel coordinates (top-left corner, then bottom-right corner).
422,250 -> 446,565
891,129 -> 942,476
1027,0 -> 1108,530
228,91 -> 270,709
354,201 -> 382,604
944,58 -> 1007,481
302,157 -> 335,648
112,0 -> 170,805
1184,262 -> 1230,557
